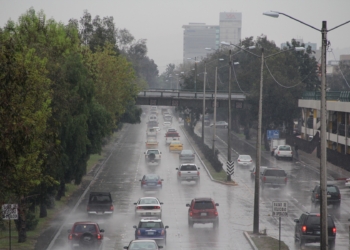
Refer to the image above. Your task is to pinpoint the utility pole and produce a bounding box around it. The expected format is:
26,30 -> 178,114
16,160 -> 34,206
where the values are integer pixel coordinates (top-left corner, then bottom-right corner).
320,20 -> 328,250
253,48 -> 264,234
212,66 -> 218,154
202,63 -> 207,143
227,50 -> 232,181
194,57 -> 197,92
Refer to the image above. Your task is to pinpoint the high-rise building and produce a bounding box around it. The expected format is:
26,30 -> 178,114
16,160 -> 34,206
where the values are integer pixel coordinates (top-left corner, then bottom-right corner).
182,23 -> 219,63
219,12 -> 242,45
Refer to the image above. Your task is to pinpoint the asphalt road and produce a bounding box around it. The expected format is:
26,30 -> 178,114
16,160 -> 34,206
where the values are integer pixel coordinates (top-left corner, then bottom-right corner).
205,124 -> 350,250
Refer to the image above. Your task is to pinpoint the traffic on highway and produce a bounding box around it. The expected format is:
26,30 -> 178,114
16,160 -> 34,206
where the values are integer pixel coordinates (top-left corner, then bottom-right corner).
47,106 -> 350,250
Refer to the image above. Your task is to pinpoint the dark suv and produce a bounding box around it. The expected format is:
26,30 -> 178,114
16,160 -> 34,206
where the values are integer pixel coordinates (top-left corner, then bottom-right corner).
294,212 -> 336,249
311,184 -> 341,208
186,198 -> 219,228
67,221 -> 105,249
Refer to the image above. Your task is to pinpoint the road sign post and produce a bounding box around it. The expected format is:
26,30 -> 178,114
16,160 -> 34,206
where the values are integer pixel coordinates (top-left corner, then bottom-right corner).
272,201 -> 288,250
226,161 -> 234,178
2,204 -> 18,250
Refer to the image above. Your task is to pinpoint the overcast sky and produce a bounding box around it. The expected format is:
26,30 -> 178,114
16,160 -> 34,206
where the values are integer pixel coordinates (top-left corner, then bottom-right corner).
1,0 -> 350,73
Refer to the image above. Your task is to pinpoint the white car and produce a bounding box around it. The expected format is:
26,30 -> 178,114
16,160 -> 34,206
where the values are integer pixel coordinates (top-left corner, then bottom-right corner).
134,197 -> 163,218
346,178 -> 350,187
209,121 -> 228,128
237,155 -> 253,167
163,122 -> 171,128
274,145 -> 293,161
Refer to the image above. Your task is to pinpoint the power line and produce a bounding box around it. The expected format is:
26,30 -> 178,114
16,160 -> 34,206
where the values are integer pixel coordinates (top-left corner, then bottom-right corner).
330,49 -> 350,88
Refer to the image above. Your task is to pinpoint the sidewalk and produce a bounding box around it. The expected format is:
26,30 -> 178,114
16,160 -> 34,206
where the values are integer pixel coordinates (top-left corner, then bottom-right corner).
231,129 -> 350,181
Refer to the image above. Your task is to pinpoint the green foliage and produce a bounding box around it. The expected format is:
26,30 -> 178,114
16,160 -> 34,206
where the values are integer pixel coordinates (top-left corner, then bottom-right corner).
14,210 -> 39,231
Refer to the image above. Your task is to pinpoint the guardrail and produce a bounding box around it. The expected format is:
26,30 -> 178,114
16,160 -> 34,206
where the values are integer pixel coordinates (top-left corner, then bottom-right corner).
138,90 -> 246,100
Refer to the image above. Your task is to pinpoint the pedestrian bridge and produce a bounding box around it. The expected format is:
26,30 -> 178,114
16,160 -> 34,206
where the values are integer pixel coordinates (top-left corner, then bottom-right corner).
136,89 -> 246,108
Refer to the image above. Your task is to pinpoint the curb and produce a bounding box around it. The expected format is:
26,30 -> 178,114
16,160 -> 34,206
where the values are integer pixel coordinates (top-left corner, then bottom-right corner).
243,232 -> 259,250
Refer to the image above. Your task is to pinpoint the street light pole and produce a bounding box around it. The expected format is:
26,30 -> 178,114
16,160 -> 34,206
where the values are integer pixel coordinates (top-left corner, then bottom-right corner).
202,64 -> 207,143
195,57 -> 197,92
212,66 -> 218,154
253,48 -> 264,234
227,49 -> 232,181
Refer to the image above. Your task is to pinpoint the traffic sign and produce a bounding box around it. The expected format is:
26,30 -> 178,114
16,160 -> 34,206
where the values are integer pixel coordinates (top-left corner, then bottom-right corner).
2,204 -> 18,220
272,201 -> 288,217
226,161 -> 234,176
267,130 -> 280,140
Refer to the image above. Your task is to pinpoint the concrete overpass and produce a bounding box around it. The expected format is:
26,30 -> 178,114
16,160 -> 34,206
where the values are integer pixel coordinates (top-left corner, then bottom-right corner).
136,89 -> 246,109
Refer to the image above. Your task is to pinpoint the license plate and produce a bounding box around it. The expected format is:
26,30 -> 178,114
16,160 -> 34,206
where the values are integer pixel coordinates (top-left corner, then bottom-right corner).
327,195 -> 331,198
147,232 -> 154,235
148,183 -> 156,186
146,212 -> 151,215
200,213 -> 207,216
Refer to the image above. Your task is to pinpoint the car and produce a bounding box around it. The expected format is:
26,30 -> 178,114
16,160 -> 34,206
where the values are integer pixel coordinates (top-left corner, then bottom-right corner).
311,184 -> 341,208
186,198 -> 219,228
124,239 -> 163,250
176,164 -> 200,183
169,141 -> 183,152
67,221 -> 105,250
260,168 -> 287,189
179,149 -> 196,162
274,145 -> 293,161
237,155 -> 253,167
163,121 -> 171,128
86,192 -> 114,217
140,174 -> 163,190
134,197 -> 163,218
294,212 -> 336,249
133,218 -> 169,245
250,166 -> 268,181
209,121 -> 228,128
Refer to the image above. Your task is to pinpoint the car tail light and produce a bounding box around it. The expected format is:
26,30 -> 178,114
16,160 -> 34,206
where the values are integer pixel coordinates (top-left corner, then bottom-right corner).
332,227 -> 336,234
154,206 -> 160,209
315,194 -> 319,199
278,151 -> 280,155
302,225 -> 307,233
161,230 -> 165,235
215,211 -> 218,216
136,206 -> 142,209
238,159 -> 241,162
291,151 -> 293,155
250,160 -> 252,162
197,171 -> 200,176
137,230 -> 141,235
97,234 -> 102,240
157,180 -> 162,184
178,172 -> 181,176
68,234 -> 73,240
141,181 -> 146,185
189,211 -> 193,217
262,176 -> 266,182
110,205 -> 114,211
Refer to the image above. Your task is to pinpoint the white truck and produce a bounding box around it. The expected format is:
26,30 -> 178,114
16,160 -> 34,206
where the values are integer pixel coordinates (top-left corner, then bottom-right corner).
270,138 -> 286,156
176,163 -> 200,183
144,149 -> 162,164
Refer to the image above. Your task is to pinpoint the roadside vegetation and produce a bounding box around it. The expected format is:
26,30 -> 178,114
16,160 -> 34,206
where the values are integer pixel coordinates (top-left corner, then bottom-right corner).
0,8 -> 158,244
250,234 -> 289,250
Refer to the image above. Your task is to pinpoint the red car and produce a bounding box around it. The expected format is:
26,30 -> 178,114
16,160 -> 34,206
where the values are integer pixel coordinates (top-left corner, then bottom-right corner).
186,197 -> 219,228
67,221 -> 105,249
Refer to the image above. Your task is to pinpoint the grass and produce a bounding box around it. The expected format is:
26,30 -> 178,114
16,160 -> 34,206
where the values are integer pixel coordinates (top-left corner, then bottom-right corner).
250,234 -> 289,250
0,133 -> 115,250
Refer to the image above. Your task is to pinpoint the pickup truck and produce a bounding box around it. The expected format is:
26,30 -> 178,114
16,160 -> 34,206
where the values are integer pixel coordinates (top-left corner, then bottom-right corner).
274,145 -> 293,160
144,149 -> 162,164
165,132 -> 180,145
176,163 -> 200,183
87,192 -> 114,217
260,168 -> 287,189
145,138 -> 158,149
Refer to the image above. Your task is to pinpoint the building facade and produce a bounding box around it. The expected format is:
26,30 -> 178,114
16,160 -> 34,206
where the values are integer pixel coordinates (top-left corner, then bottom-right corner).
182,23 -> 219,63
219,12 -> 242,45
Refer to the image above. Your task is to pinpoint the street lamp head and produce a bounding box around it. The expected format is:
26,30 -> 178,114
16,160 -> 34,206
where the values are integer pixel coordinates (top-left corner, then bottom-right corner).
233,62 -> 239,65
220,41 -> 230,46
263,11 -> 279,18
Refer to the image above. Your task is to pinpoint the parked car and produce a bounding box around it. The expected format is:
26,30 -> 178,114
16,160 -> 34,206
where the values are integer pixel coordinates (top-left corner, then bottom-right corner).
86,192 -> 114,217
179,149 -> 195,163
169,141 -> 183,152
140,174 -> 163,191
260,168 -> 287,189
176,163 -> 200,183
250,166 -> 268,181
274,145 -> 293,161
124,239 -> 163,250
133,218 -> 169,245
134,197 -> 163,218
311,184 -> 341,208
186,198 -> 219,228
294,212 -> 336,249
209,121 -> 228,128
67,221 -> 105,250
237,155 -> 253,167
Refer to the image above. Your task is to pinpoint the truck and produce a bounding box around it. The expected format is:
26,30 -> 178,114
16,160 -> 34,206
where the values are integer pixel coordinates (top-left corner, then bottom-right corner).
270,138 -> 286,156
176,163 -> 200,183
144,149 -> 162,164
165,131 -> 180,145
86,192 -> 114,217
260,168 -> 287,189
145,137 -> 159,149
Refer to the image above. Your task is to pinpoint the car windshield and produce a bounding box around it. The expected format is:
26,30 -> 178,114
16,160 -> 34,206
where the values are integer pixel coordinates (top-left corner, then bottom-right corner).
239,155 -> 251,160
90,195 -> 111,203
74,224 -> 96,233
144,175 -> 158,181
327,186 -> 338,193
129,242 -> 157,250
306,216 -> 334,227
139,222 -> 162,228
140,199 -> 158,205
194,201 -> 214,209
279,146 -> 291,151
166,133 -> 179,137
147,150 -> 159,154
180,165 -> 197,171
264,170 -> 286,177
